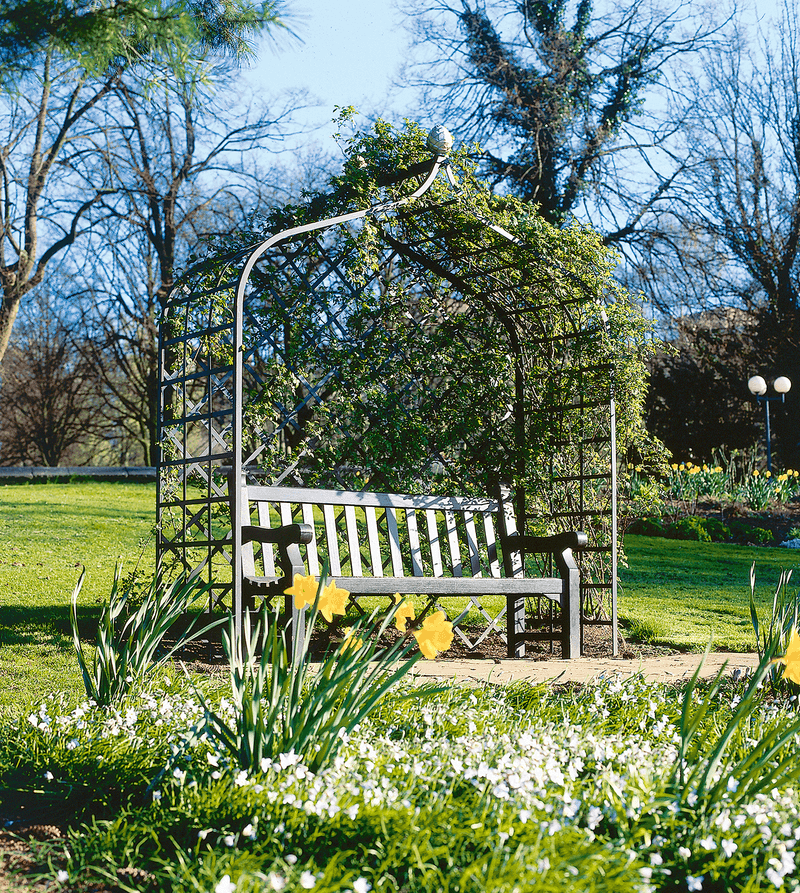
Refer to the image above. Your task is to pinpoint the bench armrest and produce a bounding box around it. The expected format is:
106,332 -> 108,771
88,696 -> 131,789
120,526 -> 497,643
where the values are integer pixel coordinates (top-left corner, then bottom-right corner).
241,523 -> 314,549
507,531 -> 588,553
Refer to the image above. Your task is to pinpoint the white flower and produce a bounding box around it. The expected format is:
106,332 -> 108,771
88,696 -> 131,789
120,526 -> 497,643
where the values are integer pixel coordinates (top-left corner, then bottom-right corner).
650,853 -> 663,866
726,777 -> 739,793
687,876 -> 704,891
268,873 -> 286,891
299,871 -> 317,889
223,834 -> 235,847
721,839 -> 738,858
44,771 -> 54,781
353,880 -> 371,893
286,854 -> 297,865
56,870 -> 69,883
152,790 -> 162,802
234,770 -> 248,787
242,823 -> 256,840
699,837 -> 716,851
215,875 -> 237,893
678,847 -> 692,860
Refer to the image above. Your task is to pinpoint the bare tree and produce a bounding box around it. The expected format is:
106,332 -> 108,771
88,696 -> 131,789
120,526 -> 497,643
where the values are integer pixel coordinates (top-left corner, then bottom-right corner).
0,2 -> 293,367
71,61 -> 306,464
402,0 -> 727,241
0,289 -> 102,466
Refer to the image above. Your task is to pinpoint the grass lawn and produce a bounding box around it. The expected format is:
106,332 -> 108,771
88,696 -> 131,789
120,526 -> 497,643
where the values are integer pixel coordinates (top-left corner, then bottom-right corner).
620,535 -> 800,652
0,481 -> 156,707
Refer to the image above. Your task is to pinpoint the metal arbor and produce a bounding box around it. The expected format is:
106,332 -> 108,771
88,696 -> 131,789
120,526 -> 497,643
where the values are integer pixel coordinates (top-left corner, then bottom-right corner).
157,125 -> 620,654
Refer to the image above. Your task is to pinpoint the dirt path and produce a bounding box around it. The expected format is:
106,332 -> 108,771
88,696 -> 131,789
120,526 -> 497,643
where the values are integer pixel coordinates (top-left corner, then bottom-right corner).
408,651 -> 762,685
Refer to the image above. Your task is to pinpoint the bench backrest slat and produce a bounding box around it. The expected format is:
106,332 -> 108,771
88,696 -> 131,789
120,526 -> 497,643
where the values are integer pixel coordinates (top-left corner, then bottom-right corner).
323,504 -> 342,576
256,500 -> 276,578
483,514 -> 501,578
426,510 -> 444,577
386,508 -> 404,576
302,503 -> 320,576
406,509 -> 424,576
344,504 -> 362,576
444,510 -> 462,577
464,512 -> 481,577
365,506 -> 383,577
500,488 -> 524,578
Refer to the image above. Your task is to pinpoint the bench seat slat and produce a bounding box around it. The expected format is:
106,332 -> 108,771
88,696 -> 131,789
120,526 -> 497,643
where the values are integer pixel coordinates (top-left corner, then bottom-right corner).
243,574 -> 563,597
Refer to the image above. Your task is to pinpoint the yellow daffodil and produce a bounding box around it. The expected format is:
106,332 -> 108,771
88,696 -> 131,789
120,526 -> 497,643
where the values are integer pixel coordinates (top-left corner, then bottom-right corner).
753,470 -> 760,477
318,580 -> 349,622
765,470 -> 772,478
393,593 -> 416,632
413,610 -> 454,659
772,628 -> 800,685
284,574 -> 318,611
671,463 -> 679,470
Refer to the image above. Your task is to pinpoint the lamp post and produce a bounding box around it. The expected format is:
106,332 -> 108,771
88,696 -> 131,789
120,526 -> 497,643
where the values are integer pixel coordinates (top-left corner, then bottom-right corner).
747,374 -> 792,473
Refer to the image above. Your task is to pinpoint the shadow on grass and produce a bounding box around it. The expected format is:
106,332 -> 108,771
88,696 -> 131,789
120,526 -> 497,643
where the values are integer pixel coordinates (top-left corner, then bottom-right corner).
0,605 -> 103,646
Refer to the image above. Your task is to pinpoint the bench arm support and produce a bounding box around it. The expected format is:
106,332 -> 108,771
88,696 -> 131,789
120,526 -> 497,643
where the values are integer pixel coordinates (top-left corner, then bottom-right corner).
241,522 -> 314,661
503,530 -> 586,659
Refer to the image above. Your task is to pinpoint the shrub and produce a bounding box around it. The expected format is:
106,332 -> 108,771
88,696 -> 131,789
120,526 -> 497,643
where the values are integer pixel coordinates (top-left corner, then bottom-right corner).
727,519 -> 774,546
666,517 -> 712,542
626,516 -> 665,536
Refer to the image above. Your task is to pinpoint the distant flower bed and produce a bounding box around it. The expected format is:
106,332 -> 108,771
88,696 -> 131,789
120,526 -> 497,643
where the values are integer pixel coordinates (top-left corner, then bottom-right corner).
627,515 -> 776,546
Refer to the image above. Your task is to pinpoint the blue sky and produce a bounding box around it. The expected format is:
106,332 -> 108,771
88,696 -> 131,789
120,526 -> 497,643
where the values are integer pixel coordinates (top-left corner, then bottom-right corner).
243,1 -> 413,154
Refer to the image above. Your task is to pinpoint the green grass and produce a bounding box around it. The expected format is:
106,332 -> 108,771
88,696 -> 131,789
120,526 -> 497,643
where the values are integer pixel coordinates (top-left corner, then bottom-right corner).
620,535 -> 800,651
0,482 -> 156,707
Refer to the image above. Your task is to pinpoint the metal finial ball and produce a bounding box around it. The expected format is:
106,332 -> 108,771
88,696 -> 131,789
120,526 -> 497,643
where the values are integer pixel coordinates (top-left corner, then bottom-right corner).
427,124 -> 454,156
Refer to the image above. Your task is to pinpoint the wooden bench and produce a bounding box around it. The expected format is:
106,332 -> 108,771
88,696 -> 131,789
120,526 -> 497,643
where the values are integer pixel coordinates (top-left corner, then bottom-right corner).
230,480 -> 587,658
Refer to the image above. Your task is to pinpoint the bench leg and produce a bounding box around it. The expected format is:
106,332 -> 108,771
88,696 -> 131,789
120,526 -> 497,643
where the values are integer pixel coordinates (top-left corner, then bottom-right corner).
506,596 -> 526,658
561,561 -> 581,659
